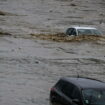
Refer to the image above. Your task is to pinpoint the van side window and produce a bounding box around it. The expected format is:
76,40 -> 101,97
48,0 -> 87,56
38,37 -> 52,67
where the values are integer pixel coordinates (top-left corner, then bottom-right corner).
66,28 -> 76,35
72,29 -> 76,35
66,28 -> 73,35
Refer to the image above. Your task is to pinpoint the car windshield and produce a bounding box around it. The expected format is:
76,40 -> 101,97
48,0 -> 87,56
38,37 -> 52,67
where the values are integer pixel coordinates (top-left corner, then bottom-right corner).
77,29 -> 101,35
82,89 -> 105,105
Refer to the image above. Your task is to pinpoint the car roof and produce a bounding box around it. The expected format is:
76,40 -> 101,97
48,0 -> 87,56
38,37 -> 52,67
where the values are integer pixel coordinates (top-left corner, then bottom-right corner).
71,26 -> 97,30
61,77 -> 105,89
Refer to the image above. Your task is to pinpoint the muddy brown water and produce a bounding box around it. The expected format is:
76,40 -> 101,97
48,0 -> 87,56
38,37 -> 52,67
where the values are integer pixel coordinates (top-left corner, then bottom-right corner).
0,0 -> 105,105
0,0 -> 105,35
0,35 -> 105,105
31,33 -> 105,42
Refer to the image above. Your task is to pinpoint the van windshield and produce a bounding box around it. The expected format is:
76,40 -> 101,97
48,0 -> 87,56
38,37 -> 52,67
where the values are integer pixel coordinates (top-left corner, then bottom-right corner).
77,29 -> 102,35
82,89 -> 105,105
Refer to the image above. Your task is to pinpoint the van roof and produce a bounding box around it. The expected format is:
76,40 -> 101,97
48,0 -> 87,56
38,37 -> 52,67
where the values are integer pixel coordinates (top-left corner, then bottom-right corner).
61,77 -> 105,89
72,26 -> 96,30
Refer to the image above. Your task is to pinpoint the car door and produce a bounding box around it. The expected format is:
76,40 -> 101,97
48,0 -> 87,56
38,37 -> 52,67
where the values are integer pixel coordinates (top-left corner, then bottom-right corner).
61,82 -> 75,105
50,80 -> 69,104
71,86 -> 83,105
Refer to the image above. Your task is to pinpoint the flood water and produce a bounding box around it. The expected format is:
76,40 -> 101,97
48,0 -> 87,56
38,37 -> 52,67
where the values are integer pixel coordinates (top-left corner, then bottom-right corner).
0,0 -> 105,105
0,0 -> 105,34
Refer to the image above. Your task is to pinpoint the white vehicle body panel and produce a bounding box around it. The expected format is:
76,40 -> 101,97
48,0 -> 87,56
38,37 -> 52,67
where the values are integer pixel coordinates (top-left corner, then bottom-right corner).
66,26 -> 102,36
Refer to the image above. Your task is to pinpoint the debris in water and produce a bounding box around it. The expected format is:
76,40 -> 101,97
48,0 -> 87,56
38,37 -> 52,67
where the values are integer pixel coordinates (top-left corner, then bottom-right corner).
0,31 -> 12,36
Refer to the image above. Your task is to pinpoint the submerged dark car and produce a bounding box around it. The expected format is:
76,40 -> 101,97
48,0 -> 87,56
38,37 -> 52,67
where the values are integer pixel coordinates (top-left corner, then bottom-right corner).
50,77 -> 105,105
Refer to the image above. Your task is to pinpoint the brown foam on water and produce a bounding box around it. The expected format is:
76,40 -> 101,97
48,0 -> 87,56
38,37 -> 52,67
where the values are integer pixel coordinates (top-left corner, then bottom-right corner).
31,33 -> 105,43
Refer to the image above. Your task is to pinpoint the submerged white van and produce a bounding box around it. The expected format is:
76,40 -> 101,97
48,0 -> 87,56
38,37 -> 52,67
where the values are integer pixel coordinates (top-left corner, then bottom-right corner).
66,26 -> 102,36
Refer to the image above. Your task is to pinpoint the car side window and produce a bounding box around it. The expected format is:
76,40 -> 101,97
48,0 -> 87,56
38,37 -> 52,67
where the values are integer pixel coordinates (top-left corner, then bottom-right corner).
56,80 -> 66,90
62,82 -> 74,98
71,87 -> 81,100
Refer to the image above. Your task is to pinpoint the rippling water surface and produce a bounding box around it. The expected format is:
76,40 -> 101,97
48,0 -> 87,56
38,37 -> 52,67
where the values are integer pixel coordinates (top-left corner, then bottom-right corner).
0,0 -> 105,105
